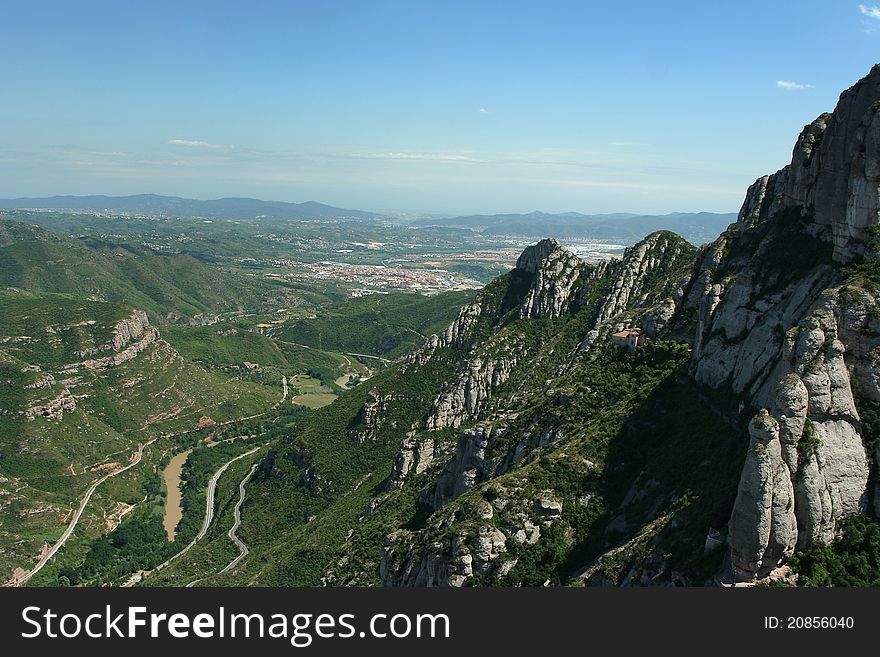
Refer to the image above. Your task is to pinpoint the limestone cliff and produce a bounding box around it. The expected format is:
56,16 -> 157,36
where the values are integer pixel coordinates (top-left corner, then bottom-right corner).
678,66 -> 880,580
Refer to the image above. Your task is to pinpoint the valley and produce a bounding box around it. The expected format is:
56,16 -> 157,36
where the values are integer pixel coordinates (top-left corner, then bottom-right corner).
1,66 -> 880,590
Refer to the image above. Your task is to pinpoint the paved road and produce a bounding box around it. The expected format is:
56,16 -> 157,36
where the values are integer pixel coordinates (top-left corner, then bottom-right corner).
217,463 -> 259,575
7,437 -> 158,587
196,447 -> 260,542
346,352 -> 391,363
127,446 -> 261,587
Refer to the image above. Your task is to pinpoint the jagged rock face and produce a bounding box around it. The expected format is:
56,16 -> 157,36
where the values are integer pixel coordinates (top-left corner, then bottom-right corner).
681,66 -> 880,581
426,423 -> 502,508
366,233 -> 697,587
82,327 -> 159,370
728,410 -> 797,580
111,310 -> 150,350
408,301 -> 483,366
423,240 -> 581,432
691,264 -> 835,405
787,69 -> 880,262
389,433 -> 446,488
754,66 -> 880,263
379,526 -> 508,587
707,257 -> 872,582
351,391 -> 397,442
75,310 -> 151,358
424,352 -> 519,431
638,298 -> 677,337
581,232 -> 692,347
596,233 -> 689,325
519,242 -> 586,319
515,238 -> 563,274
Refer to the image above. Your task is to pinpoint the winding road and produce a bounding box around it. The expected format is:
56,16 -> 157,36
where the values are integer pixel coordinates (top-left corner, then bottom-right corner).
147,446 -> 261,581
217,463 -> 259,575
6,437 -> 159,587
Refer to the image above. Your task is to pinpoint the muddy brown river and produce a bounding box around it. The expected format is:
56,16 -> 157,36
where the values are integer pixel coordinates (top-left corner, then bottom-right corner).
162,449 -> 192,541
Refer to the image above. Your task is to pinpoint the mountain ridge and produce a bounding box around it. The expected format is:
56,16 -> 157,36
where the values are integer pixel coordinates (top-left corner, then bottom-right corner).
12,67 -> 880,589
0,194 -> 382,221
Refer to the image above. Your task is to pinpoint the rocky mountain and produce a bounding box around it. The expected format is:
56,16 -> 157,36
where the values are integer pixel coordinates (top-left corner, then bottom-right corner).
678,64 -> 880,581
191,66 -> 880,588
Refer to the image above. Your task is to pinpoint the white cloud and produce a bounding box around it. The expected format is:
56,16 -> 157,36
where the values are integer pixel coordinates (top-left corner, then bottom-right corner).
167,139 -> 232,149
859,4 -> 880,18
479,107 -> 489,114
776,80 -> 814,90
348,151 -> 484,163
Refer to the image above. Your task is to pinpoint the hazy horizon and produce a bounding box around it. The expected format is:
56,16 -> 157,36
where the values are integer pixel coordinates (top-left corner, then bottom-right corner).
0,190 -> 741,219
2,2 -> 878,214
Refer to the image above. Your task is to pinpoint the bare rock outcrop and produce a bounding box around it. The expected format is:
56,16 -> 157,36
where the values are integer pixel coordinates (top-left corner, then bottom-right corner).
25,389 -> 77,420
408,301 -> 484,366
111,310 -> 150,350
683,66 -> 880,580
518,239 -> 586,319
728,410 -> 797,580
424,352 -> 519,431
82,327 -> 159,370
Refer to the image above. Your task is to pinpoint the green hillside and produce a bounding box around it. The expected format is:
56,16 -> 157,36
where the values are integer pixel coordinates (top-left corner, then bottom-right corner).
0,291 -> 280,583
0,219 -> 303,322
139,232 -> 743,587
274,290 -> 476,359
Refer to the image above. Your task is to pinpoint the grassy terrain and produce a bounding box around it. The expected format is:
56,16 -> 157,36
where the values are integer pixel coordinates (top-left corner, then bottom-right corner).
0,219 -> 307,322
161,323 -> 359,388
274,290 -> 475,359
0,291 -> 281,582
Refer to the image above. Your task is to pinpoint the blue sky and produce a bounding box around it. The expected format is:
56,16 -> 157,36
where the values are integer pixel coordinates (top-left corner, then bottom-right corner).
1,1 -> 877,215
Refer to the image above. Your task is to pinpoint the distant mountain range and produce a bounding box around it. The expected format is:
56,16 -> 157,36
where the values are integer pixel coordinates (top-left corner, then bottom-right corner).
0,194 -> 737,245
0,194 -> 382,221
413,211 -> 738,245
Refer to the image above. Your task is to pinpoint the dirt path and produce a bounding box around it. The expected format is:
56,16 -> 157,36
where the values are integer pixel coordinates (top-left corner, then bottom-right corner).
277,375 -> 288,406
5,437 -> 158,587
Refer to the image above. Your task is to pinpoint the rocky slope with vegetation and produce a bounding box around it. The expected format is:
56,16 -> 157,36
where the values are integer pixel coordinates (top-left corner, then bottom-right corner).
8,67 -> 880,589
0,291 -> 280,583
680,64 -> 880,581
193,66 -> 880,588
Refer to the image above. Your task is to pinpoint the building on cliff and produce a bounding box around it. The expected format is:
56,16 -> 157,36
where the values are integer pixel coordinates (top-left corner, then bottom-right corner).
611,328 -> 645,353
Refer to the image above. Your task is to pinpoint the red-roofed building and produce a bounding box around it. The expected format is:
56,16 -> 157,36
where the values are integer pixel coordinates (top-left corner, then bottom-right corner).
611,328 -> 646,353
